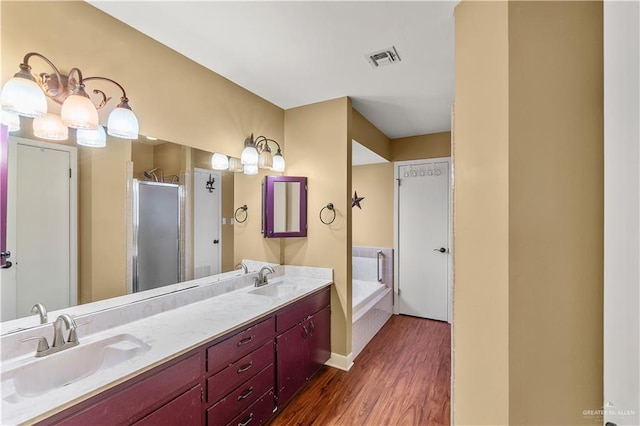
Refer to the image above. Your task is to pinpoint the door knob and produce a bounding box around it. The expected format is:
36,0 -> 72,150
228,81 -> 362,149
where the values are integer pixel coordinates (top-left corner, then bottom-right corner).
433,247 -> 447,253
213,239 -> 219,244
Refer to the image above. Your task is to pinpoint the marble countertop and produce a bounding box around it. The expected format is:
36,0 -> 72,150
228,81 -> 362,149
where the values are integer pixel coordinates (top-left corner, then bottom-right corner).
0,265 -> 332,425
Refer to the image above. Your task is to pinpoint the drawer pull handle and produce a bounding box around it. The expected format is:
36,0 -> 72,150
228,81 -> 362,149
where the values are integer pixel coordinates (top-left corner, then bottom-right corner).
309,319 -> 315,335
237,361 -> 253,373
302,325 -> 308,340
237,336 -> 254,347
237,387 -> 254,401
238,412 -> 254,426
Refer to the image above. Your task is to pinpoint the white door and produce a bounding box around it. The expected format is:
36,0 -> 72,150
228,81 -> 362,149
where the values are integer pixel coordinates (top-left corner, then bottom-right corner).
396,159 -> 451,321
2,138 -> 77,320
193,168 -> 221,278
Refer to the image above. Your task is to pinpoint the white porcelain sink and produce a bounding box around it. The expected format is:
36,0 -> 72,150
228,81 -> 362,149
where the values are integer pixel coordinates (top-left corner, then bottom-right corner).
1,333 -> 150,401
249,283 -> 302,298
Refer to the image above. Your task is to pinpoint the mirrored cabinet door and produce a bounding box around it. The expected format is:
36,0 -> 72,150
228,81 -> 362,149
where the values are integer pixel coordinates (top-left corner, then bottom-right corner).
262,176 -> 307,238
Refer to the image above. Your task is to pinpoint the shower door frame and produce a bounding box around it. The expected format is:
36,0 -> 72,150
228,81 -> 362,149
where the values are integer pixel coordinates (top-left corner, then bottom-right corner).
132,180 -> 182,293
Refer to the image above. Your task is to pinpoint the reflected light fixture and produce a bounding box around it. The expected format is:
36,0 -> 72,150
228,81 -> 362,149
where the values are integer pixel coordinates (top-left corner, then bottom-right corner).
241,133 -> 259,166
1,111 -> 20,132
76,125 -> 107,148
0,52 -> 139,146
211,152 -> 229,170
33,113 -> 68,140
243,164 -> 258,175
228,157 -> 243,173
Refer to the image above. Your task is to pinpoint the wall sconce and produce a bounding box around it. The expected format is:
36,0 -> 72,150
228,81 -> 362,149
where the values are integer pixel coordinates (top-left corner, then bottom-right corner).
211,133 -> 285,175
0,52 -> 139,146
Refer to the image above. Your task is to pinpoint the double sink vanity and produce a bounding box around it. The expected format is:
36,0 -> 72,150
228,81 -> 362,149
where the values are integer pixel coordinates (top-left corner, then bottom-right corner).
0,264 -> 333,425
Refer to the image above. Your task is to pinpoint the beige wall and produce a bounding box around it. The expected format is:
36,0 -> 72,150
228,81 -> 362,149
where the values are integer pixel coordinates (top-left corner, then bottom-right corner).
154,142 -> 182,179
284,97 -> 352,357
454,2 -> 510,423
454,1 -> 603,425
131,143 -> 154,180
351,163 -> 394,248
507,2 -> 603,424
351,109 -> 391,160
391,131 -> 451,161
78,138 -> 131,303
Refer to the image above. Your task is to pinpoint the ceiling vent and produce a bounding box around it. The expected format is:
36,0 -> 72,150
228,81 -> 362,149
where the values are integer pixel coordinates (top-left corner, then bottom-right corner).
365,46 -> 401,68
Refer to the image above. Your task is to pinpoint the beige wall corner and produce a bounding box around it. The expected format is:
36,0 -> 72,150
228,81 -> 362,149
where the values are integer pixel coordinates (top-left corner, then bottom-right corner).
391,131 -> 452,162
351,163 -> 394,248
507,2 -> 603,424
351,108 -> 391,160
453,1 -> 510,424
284,97 -> 352,357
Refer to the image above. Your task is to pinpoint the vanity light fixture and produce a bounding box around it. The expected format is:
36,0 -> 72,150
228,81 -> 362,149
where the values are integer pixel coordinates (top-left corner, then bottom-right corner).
0,52 -> 139,146
208,134 -> 285,175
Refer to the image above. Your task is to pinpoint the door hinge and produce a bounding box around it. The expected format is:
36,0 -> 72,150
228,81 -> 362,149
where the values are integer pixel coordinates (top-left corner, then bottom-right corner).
396,178 -> 401,186
397,288 -> 401,296
69,168 -> 72,178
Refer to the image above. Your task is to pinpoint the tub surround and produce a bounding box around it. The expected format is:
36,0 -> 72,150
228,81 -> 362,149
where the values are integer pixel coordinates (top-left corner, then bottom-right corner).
0,265 -> 332,425
351,247 -> 393,360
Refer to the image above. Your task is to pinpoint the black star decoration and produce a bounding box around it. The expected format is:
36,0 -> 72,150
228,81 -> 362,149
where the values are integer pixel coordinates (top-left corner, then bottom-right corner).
352,191 -> 365,209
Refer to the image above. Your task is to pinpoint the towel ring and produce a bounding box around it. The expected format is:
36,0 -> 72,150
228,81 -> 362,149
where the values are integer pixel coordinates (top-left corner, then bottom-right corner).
319,203 -> 336,225
234,205 -> 248,223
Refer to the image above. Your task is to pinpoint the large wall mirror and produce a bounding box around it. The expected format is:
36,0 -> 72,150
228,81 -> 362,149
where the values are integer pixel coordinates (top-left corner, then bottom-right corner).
0,121 -> 236,324
262,176 -> 307,238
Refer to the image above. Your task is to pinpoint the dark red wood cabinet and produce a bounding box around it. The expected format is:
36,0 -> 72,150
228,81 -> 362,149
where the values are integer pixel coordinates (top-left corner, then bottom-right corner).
37,286 -> 331,426
275,290 -> 331,407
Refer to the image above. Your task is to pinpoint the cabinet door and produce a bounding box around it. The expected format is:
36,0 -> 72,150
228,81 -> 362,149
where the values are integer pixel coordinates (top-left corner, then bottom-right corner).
306,306 -> 331,380
134,385 -> 202,426
276,323 -> 306,406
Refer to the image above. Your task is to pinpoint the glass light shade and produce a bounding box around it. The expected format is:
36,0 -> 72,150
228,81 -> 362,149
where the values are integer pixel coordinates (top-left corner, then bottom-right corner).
228,157 -> 243,172
241,145 -> 259,166
243,164 -> 258,175
107,107 -> 139,139
76,125 -> 106,148
0,76 -> 47,118
33,114 -> 68,141
271,153 -> 285,172
258,150 -> 273,169
211,153 -> 229,170
1,110 -> 20,132
61,92 -> 99,130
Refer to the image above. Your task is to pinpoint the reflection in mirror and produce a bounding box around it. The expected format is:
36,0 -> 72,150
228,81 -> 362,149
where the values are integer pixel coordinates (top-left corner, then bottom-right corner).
0,124 -> 236,325
273,181 -> 301,233
262,176 -> 307,238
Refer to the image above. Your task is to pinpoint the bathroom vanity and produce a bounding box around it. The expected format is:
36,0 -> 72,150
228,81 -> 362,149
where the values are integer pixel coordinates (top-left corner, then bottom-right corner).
0,266 -> 332,425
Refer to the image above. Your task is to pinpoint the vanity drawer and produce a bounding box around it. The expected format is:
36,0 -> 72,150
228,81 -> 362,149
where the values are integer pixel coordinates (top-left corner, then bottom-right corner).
224,389 -> 276,426
207,317 -> 275,374
206,364 -> 274,426
276,287 -> 330,333
207,341 -> 274,403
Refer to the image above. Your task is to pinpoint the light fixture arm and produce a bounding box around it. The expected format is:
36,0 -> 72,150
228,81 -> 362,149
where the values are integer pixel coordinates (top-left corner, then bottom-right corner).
83,76 -> 131,110
20,52 -> 67,101
254,135 -> 282,153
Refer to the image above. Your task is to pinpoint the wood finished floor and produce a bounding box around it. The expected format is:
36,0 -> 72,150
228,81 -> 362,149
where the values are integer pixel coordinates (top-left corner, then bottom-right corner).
270,315 -> 451,426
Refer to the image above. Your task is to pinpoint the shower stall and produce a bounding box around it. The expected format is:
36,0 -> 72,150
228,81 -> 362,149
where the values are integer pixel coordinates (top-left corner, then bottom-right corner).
133,179 -> 181,292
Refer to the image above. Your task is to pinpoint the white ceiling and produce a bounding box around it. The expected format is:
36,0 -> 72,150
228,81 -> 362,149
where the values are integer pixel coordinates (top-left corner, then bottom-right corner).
352,140 -> 388,166
88,1 -> 456,140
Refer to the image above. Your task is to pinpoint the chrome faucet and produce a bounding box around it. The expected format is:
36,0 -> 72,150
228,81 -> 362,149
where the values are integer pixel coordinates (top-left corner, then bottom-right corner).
235,262 -> 249,274
255,266 -> 275,287
52,314 -> 79,348
31,303 -> 48,324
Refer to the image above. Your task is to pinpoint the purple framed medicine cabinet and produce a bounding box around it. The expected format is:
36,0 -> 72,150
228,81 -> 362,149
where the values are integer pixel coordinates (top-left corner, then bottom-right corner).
262,176 -> 307,238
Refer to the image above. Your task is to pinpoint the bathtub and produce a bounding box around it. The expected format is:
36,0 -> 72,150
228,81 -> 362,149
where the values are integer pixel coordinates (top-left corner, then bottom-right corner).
352,280 -> 392,360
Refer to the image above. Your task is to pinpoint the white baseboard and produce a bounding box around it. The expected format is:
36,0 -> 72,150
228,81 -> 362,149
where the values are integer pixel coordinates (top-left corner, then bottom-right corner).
325,352 -> 354,371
